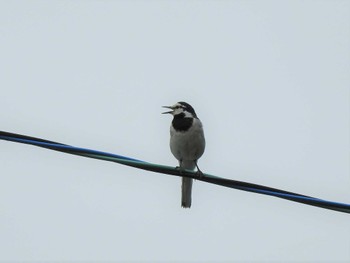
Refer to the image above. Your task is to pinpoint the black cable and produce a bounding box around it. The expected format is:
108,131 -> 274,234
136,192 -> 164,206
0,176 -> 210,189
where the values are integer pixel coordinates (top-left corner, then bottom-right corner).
1,130 -> 349,214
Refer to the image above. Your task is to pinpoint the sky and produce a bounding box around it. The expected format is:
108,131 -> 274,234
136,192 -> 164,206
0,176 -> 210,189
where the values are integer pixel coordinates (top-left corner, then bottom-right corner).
1,0 -> 349,262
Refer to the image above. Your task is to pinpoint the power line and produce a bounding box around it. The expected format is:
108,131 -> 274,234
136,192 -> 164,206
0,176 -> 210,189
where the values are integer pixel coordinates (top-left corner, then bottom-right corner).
1,130 -> 349,214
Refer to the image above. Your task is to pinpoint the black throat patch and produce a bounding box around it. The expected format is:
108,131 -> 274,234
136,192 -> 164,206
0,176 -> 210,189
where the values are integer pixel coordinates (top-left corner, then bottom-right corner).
172,113 -> 194,132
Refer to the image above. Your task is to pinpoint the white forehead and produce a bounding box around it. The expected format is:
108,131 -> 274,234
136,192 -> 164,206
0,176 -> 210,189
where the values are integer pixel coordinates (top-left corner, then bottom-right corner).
171,103 -> 193,117
172,102 -> 183,108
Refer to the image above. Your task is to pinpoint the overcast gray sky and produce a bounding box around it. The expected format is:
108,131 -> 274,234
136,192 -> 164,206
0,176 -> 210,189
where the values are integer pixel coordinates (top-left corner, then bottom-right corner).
1,0 -> 349,262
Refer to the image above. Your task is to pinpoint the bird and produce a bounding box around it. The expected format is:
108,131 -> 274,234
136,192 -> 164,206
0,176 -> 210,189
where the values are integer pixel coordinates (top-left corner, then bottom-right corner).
162,102 -> 206,208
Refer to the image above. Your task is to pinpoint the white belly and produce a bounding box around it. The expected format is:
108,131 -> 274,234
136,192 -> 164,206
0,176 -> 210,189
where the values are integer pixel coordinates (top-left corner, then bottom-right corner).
170,118 -> 205,163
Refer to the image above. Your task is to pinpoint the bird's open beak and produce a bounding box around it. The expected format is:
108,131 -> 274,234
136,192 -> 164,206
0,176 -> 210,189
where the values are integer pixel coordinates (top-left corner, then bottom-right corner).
162,106 -> 174,114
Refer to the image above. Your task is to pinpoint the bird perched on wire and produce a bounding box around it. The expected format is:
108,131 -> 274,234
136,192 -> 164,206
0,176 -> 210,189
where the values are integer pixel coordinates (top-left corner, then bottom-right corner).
162,101 -> 206,208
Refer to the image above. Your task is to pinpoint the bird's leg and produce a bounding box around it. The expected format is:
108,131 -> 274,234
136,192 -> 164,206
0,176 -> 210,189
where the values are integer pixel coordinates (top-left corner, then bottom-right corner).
195,160 -> 203,179
175,160 -> 184,174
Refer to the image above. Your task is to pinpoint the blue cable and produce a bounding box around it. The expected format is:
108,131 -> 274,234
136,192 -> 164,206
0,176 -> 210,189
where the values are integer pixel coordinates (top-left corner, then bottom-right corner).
238,186 -> 350,210
1,131 -> 350,213
0,135 -> 143,163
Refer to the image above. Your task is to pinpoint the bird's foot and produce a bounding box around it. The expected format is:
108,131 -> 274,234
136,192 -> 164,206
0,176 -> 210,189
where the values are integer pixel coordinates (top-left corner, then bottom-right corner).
196,169 -> 204,179
175,166 -> 183,174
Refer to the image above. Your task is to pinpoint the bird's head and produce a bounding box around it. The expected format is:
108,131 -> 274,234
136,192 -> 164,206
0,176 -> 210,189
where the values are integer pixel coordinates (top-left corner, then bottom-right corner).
162,102 -> 197,118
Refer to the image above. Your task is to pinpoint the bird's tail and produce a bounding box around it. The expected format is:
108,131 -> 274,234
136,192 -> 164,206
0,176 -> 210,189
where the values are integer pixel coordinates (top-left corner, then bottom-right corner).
181,177 -> 193,208
180,160 -> 195,208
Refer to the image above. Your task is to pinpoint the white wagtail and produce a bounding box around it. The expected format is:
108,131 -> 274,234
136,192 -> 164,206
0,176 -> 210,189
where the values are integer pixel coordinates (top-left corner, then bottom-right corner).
162,102 -> 206,208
